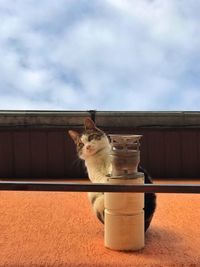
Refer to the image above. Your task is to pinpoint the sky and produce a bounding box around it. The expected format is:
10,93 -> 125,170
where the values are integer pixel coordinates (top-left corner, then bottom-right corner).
0,0 -> 200,111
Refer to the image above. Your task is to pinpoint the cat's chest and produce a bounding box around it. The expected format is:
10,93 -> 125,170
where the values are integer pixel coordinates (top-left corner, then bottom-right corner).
86,156 -> 111,175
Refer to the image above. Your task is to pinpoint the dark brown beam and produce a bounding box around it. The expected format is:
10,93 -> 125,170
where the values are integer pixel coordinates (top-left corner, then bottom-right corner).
0,181 -> 200,194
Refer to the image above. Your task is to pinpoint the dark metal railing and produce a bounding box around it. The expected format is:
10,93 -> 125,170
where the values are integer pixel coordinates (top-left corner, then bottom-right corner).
0,181 -> 200,194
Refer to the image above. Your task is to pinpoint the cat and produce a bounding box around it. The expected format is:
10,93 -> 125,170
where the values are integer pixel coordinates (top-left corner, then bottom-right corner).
68,117 -> 156,231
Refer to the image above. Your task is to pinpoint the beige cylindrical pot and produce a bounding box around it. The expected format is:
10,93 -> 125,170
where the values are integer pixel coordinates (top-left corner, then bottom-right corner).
104,173 -> 144,251
105,174 -> 144,214
105,210 -> 144,251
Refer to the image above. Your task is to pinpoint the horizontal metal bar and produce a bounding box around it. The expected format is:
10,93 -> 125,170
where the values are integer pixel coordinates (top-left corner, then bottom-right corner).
0,181 -> 200,194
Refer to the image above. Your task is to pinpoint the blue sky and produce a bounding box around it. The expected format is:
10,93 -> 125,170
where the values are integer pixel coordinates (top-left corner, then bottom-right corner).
0,0 -> 200,111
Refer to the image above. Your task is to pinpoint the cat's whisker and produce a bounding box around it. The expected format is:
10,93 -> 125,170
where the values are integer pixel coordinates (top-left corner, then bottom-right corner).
71,158 -> 84,171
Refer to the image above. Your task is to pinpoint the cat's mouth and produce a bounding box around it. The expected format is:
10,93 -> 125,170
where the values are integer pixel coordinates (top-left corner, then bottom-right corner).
85,147 -> 96,155
87,146 -> 107,156
81,145 -> 108,159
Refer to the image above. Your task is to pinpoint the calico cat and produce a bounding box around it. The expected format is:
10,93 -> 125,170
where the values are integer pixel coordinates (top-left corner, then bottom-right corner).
68,117 -> 156,231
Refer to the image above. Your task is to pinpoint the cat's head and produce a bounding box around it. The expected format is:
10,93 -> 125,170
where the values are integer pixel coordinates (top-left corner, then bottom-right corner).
68,118 -> 110,160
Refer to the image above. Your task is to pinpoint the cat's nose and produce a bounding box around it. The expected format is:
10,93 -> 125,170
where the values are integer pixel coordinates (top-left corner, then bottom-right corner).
86,144 -> 91,150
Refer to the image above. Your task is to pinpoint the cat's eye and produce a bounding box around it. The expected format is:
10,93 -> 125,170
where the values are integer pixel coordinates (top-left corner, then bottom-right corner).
78,142 -> 84,149
88,134 -> 101,141
88,134 -> 94,141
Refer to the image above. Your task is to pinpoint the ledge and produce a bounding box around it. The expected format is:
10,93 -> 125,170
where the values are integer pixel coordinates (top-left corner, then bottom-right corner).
0,110 -> 90,128
95,111 -> 200,128
0,110 -> 200,129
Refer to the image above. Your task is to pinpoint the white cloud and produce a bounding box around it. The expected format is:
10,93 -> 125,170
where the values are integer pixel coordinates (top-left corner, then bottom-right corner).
0,0 -> 200,110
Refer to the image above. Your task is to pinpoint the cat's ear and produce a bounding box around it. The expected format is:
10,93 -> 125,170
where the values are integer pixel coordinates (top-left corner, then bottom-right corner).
84,117 -> 96,131
68,130 -> 80,143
